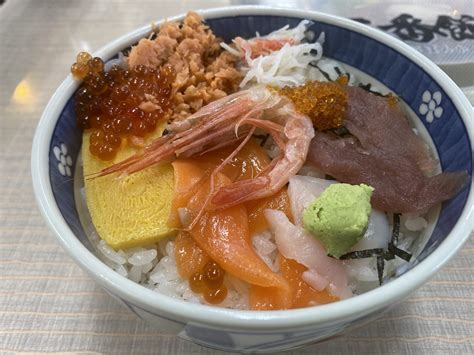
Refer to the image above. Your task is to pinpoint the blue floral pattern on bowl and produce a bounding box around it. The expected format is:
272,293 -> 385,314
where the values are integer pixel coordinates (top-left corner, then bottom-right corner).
419,90 -> 443,123
46,13 -> 472,352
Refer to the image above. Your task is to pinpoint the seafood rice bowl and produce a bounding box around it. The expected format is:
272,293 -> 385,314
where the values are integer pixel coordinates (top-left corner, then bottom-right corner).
32,7 -> 473,352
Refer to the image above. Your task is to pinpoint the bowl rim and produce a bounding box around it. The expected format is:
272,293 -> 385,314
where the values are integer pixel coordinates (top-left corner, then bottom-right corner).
31,5 -> 474,330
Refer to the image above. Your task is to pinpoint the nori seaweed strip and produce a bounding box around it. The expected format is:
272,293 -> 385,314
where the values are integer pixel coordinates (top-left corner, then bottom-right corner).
377,256 -> 385,285
332,126 -> 350,137
325,174 -> 336,180
339,212 -> 412,285
382,250 -> 395,261
358,83 -> 386,97
386,213 -> 412,259
309,47 -> 321,57
391,213 -> 401,246
339,248 -> 384,260
390,246 -> 412,262
358,82 -> 372,91
309,63 -> 332,81
333,66 -> 351,81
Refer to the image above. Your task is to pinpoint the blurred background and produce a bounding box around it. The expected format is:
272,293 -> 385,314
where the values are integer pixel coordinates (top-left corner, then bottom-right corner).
1,0 -> 472,111
238,0 -> 474,102
0,1 -> 472,354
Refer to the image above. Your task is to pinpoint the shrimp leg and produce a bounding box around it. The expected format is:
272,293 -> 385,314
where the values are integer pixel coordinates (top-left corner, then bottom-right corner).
212,112 -> 314,209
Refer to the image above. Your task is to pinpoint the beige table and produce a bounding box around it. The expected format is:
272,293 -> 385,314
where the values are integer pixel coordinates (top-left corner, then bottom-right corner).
1,0 -> 473,353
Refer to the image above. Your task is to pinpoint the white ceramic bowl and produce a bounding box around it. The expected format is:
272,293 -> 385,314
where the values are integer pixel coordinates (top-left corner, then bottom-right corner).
31,6 -> 474,353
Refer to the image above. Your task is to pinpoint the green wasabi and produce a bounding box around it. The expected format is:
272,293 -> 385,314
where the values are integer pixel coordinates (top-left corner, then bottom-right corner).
303,183 -> 374,258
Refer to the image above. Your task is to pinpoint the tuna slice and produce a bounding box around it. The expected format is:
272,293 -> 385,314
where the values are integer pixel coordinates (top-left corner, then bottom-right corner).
306,86 -> 467,213
264,209 -> 352,299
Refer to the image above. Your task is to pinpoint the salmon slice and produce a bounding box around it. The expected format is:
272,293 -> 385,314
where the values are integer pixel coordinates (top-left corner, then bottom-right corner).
245,187 -> 292,235
171,139 -> 291,309
174,231 -> 211,278
250,257 -> 337,310
168,161 -> 206,229
249,284 -> 289,310
169,139 -> 270,228
280,257 -> 338,307
186,172 -> 291,309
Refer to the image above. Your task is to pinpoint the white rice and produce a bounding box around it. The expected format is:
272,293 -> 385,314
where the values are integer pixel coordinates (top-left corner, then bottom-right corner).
96,235 -> 276,309
403,215 -> 428,232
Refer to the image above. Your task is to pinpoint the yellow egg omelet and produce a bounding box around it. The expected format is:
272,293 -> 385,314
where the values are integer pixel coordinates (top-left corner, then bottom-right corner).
82,128 -> 176,250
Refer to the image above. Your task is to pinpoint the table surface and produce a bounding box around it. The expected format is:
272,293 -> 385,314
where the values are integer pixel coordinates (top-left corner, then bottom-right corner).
1,0 -> 473,354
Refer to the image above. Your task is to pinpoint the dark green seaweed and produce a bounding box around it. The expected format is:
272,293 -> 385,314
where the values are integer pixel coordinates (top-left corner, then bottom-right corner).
309,63 -> 332,81
338,213 -> 412,286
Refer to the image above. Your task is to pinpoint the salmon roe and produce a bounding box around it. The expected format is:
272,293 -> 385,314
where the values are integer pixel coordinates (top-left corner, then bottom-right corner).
189,261 -> 228,304
386,92 -> 399,107
276,80 -> 347,130
71,51 -> 176,160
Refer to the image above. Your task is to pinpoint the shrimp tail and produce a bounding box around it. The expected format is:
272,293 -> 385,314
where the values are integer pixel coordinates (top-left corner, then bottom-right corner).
94,91 -> 255,178
212,177 -> 269,208
212,113 -> 315,208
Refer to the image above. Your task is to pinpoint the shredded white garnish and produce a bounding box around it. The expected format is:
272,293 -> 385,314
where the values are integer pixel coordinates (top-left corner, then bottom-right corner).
257,19 -> 310,41
240,40 -> 323,88
220,42 -> 241,57
221,20 -> 324,88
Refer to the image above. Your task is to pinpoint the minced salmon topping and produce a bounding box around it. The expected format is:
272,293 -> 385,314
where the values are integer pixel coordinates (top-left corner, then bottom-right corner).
128,11 -> 242,121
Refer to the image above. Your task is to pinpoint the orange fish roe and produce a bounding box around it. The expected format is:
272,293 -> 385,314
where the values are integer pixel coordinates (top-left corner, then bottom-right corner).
276,80 -> 347,130
386,92 -> 399,107
71,52 -> 176,160
189,261 -> 228,304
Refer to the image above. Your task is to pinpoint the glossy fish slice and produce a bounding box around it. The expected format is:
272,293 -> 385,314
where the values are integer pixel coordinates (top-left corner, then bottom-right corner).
186,172 -> 291,309
170,142 -> 291,309
174,231 -> 211,279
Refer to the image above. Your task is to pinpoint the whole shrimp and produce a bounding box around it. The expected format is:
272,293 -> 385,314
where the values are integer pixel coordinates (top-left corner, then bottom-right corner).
96,86 -> 315,215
